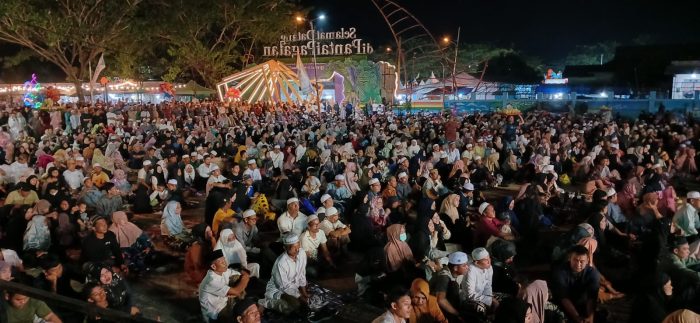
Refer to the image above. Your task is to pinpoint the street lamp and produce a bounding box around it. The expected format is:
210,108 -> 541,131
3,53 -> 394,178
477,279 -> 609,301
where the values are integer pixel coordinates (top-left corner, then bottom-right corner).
296,14 -> 326,113
442,27 -> 461,100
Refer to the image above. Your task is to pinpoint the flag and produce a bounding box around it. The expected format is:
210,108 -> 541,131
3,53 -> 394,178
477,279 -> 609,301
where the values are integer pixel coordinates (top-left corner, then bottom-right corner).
91,53 -> 106,86
296,52 -> 312,95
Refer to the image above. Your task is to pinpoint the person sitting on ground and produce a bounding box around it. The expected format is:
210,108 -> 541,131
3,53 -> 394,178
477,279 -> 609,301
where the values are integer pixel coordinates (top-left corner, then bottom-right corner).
465,248 -> 499,315
629,272 -> 674,323
260,234 -> 310,315
301,214 -> 336,277
94,182 -> 123,220
85,263 -> 140,315
6,289 -> 62,323
161,200 -> 194,247
372,287 -> 413,323
4,182 -> 38,206
672,191 -> 700,242
659,237 -> 700,286
212,197 -> 236,236
80,216 -> 125,271
232,298 -> 262,323
199,249 -> 251,322
109,211 -> 153,274
277,197 -> 308,236
319,206 -> 351,254
550,245 -> 600,323
429,251 -> 469,322
409,278 -> 447,323
185,223 -> 216,285
215,228 -> 260,278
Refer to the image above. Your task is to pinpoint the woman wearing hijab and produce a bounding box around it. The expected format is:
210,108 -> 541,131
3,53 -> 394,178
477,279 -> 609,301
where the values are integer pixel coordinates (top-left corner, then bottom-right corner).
160,201 -> 194,247
409,278 -> 447,323
214,228 -> 260,278
92,148 -> 114,173
662,309 -> 700,323
23,200 -> 53,252
630,273 -> 673,323
85,263 -> 140,315
517,279 -> 549,323
384,223 -> 417,287
111,169 -> 131,197
496,195 -> 520,231
109,211 -> 153,273
54,198 -> 79,248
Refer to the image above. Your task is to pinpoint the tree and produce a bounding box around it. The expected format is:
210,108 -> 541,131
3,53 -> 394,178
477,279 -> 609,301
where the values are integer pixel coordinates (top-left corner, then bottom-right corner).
0,0 -> 145,102
560,41 -> 618,67
157,0 -> 299,88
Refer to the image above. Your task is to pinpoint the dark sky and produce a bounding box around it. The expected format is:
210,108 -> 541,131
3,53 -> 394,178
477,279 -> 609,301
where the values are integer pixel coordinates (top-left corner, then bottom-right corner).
299,0 -> 700,62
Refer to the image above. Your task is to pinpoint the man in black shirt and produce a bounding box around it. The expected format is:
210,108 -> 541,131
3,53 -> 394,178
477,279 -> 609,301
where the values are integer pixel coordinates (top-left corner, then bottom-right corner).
80,217 -> 124,271
430,251 -> 469,322
550,245 -> 600,323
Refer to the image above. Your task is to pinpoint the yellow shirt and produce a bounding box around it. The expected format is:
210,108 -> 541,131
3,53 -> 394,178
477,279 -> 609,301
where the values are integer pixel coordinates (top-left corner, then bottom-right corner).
5,190 -> 39,206
91,172 -> 110,188
212,208 -> 236,235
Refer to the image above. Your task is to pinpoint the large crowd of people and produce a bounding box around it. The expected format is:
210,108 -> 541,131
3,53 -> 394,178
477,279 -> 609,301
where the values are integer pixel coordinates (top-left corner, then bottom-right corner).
0,99 -> 698,323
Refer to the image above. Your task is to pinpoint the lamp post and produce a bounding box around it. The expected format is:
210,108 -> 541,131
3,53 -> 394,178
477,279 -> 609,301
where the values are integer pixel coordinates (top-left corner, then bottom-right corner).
442,26 -> 461,100
296,14 -> 325,114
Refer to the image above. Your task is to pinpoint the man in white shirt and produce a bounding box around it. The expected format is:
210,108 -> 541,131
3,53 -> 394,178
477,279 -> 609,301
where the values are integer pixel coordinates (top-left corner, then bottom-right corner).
243,160 -> 262,182
206,165 -> 229,196
319,207 -> 351,253
315,194 -> 334,216
260,234 -> 310,314
197,156 -> 215,180
300,215 -> 335,277
199,249 -> 250,322
62,159 -> 85,192
465,248 -> 498,313
447,142 -> 461,164
673,191 -> 700,240
372,288 -> 412,323
277,198 -> 308,236
268,145 -> 284,169
295,141 -> 307,163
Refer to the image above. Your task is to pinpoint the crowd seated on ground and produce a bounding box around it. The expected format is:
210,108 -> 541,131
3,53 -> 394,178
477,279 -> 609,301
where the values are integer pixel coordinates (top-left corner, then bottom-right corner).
0,99 -> 698,322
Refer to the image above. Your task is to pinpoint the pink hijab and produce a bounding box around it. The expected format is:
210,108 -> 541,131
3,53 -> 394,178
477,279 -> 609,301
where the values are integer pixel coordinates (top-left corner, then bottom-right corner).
109,211 -> 143,248
384,224 -> 414,272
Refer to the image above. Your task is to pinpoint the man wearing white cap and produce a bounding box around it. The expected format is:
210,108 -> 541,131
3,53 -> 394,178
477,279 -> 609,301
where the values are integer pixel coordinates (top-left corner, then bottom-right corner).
465,247 -> 497,313
234,209 -> 261,255
268,145 -> 284,169
396,172 -> 412,202
261,234 -> 310,314
205,165 -> 228,196
277,198 -> 308,237
90,163 -> 110,189
301,215 -> 336,277
447,141 -> 461,164
422,168 -> 447,200
315,194 -> 334,217
326,174 -> 352,201
461,143 -> 474,162
673,191 -> 700,241
605,188 -> 627,227
430,251 -> 469,320
475,202 -> 512,247
320,207 -> 351,252
243,159 -> 262,182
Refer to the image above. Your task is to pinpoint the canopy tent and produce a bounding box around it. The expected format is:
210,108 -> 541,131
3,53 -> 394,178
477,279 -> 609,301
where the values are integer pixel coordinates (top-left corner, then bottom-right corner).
216,60 -> 304,103
176,80 -> 215,96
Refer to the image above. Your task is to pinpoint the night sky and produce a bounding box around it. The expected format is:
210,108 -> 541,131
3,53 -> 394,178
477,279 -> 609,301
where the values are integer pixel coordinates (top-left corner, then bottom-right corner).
299,0 -> 700,61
